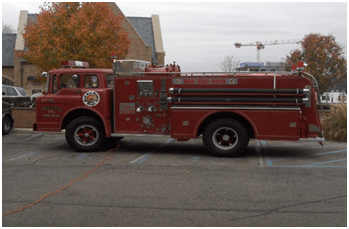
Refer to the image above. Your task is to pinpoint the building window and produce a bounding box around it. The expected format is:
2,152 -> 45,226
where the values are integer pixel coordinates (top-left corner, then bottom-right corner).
2,77 -> 14,86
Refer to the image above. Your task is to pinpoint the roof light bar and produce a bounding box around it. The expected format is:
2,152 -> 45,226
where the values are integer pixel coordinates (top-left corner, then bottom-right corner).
291,61 -> 306,74
61,61 -> 89,68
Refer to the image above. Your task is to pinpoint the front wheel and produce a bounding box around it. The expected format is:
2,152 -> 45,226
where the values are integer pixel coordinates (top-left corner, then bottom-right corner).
203,118 -> 249,157
65,116 -> 106,152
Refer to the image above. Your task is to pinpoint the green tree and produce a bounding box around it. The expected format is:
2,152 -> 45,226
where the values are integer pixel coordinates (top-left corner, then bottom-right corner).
16,2 -> 130,73
287,33 -> 346,95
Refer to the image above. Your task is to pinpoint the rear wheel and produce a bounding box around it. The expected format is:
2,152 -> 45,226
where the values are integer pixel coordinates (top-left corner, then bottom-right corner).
203,118 -> 249,157
66,116 -> 106,152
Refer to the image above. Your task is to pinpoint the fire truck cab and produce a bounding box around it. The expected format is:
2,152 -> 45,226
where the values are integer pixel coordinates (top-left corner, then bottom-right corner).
33,60 -> 324,157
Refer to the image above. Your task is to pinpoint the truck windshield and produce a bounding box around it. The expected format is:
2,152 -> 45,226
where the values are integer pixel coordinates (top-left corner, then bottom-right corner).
44,76 -> 49,94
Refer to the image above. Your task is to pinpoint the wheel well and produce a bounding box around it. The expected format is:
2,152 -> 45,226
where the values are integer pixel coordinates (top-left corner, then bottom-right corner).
61,109 -> 103,130
197,112 -> 255,139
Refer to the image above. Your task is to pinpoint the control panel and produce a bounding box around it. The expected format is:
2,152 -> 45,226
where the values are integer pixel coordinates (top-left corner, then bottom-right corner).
114,78 -> 169,135
138,80 -> 154,97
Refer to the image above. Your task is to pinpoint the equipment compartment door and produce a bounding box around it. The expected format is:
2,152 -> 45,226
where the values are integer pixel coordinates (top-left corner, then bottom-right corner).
114,78 -> 139,133
269,110 -> 300,140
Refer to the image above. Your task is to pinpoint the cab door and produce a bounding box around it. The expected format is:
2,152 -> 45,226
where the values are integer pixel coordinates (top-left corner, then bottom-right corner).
36,73 -> 82,131
80,73 -> 113,121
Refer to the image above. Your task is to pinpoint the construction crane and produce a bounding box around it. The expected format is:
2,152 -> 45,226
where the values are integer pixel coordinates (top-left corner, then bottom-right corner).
234,39 -> 302,63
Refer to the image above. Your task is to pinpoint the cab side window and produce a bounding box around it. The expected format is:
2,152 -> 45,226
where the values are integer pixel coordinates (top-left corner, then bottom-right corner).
106,74 -> 114,88
60,75 -> 80,89
84,75 -> 99,88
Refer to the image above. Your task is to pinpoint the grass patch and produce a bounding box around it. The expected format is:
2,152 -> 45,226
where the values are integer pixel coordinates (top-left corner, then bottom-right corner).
321,103 -> 347,142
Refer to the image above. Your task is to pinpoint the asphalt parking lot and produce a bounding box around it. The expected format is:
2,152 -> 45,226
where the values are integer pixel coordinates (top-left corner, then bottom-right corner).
2,129 -> 347,226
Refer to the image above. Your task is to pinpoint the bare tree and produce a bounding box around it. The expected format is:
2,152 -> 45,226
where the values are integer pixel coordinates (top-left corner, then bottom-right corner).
2,22 -> 15,33
220,55 -> 240,72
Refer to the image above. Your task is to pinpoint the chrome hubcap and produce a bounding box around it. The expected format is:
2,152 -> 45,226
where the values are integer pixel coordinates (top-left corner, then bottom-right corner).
74,124 -> 99,146
212,127 -> 238,150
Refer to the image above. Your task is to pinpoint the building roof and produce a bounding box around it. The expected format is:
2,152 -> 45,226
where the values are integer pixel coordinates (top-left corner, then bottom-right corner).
3,6 -> 163,67
126,17 -> 157,63
28,13 -> 37,23
15,13 -> 159,64
2,33 -> 17,67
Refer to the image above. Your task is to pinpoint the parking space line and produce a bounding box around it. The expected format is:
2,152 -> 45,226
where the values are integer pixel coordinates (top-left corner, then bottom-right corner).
130,154 -> 152,164
165,138 -> 174,144
24,133 -> 44,141
192,156 -> 200,162
266,149 -> 347,165
129,138 -> 174,164
314,149 -> 347,156
8,152 -> 36,161
300,158 -> 347,167
265,148 -> 347,168
255,140 -> 266,167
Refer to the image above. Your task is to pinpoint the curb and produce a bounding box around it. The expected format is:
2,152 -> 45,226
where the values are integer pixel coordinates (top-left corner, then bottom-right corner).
12,128 -> 33,133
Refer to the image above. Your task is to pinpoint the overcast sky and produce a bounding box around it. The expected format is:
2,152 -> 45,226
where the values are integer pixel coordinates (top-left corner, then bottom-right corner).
2,2 -> 347,72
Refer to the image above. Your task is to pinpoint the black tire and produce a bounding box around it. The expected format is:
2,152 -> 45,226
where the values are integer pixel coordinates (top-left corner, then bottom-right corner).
203,118 -> 249,157
2,116 -> 12,135
65,116 -> 106,152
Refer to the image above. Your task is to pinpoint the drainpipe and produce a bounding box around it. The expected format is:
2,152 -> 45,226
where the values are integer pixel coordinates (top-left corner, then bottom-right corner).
20,59 -> 24,87
20,58 -> 28,88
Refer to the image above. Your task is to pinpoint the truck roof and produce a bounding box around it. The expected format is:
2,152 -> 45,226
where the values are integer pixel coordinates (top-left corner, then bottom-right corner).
49,68 -> 113,74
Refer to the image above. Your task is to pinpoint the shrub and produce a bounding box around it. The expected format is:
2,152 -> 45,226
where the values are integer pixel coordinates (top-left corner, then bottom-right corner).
321,103 -> 347,142
2,97 -> 36,108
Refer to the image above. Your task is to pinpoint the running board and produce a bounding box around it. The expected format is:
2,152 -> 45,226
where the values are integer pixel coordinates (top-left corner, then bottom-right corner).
111,133 -> 171,138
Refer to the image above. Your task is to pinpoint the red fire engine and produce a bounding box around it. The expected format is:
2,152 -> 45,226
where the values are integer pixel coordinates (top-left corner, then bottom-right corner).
33,60 -> 324,157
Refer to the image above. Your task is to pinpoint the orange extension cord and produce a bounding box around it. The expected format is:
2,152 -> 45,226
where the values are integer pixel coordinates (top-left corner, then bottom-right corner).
3,145 -> 119,217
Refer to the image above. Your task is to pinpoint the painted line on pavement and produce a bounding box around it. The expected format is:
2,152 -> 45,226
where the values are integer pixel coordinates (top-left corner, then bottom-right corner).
130,138 -> 174,164
300,158 -> 347,167
130,154 -> 152,164
8,152 -> 37,161
24,133 -> 44,141
266,149 -> 347,168
255,140 -> 266,167
192,156 -> 200,162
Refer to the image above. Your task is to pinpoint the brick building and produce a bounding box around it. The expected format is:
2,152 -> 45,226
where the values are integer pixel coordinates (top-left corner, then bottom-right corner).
2,3 -> 165,95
